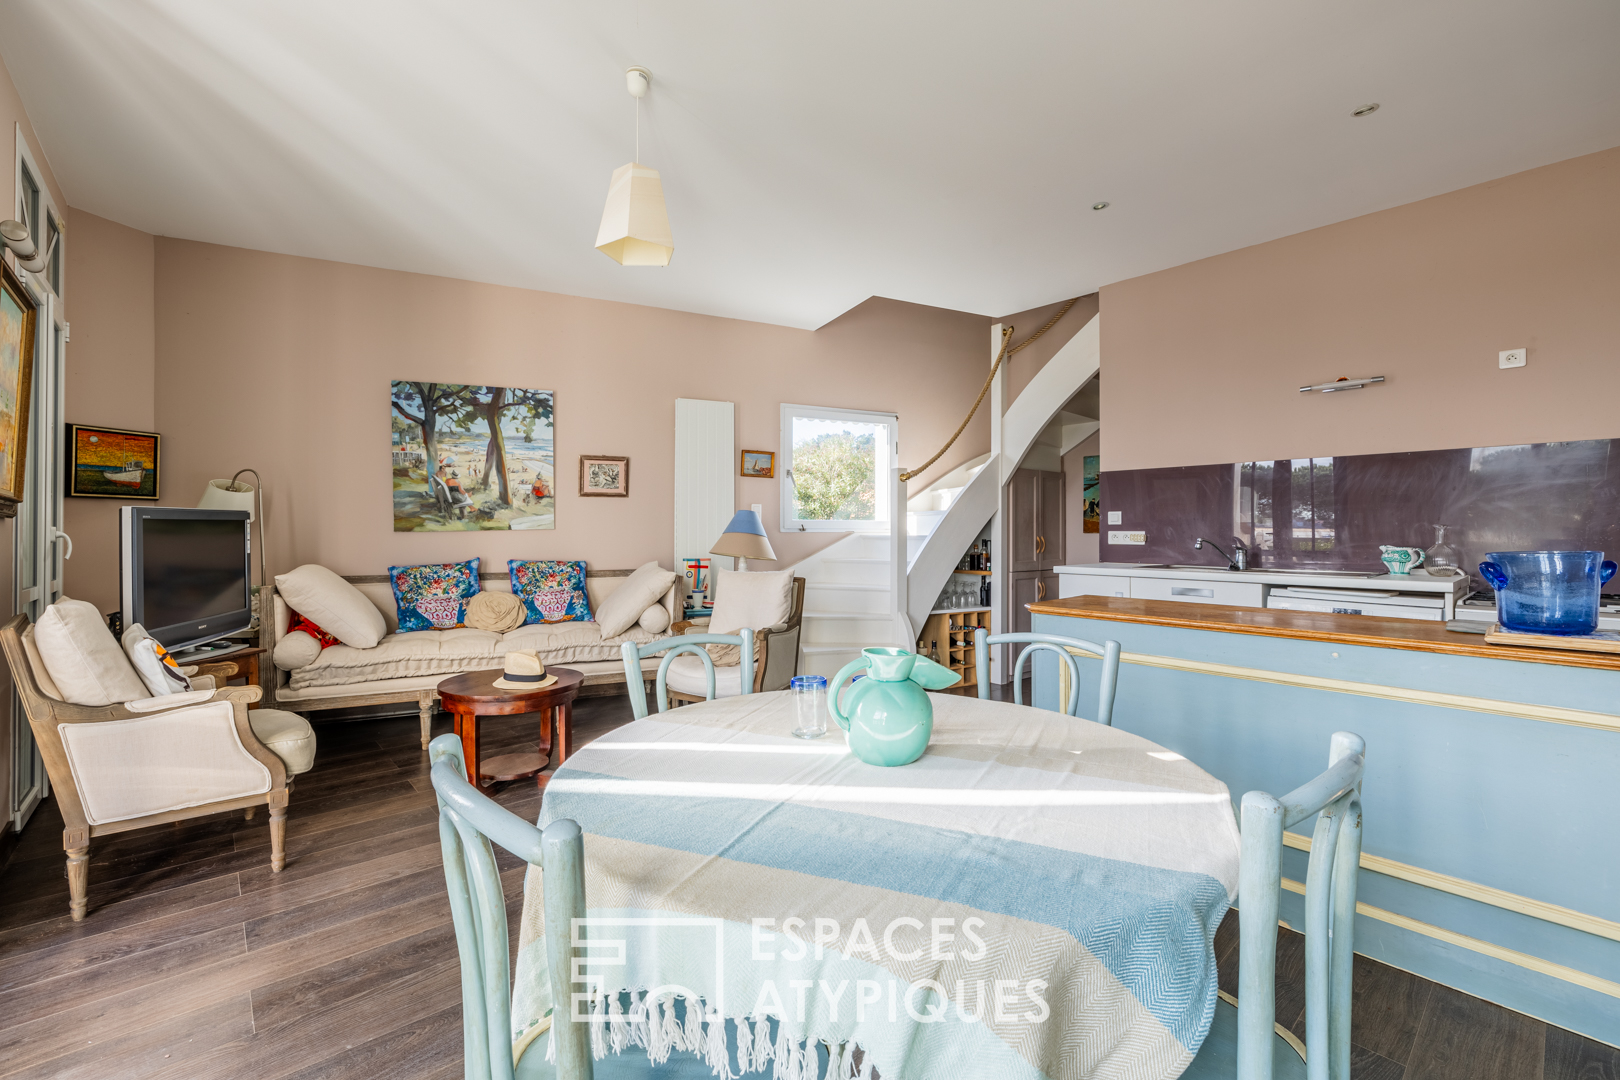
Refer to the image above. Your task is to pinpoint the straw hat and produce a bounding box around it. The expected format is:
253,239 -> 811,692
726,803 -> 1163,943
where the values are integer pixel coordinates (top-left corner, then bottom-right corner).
492,650 -> 557,691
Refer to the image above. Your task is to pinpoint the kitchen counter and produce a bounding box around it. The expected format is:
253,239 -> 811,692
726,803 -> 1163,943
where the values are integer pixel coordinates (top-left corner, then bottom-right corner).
1054,561 -> 1468,619
1028,594 -> 1620,1048
1027,594 -> 1619,670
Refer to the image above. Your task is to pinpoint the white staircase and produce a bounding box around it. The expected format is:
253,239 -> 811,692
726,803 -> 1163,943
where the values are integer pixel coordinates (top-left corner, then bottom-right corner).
793,532 -> 924,681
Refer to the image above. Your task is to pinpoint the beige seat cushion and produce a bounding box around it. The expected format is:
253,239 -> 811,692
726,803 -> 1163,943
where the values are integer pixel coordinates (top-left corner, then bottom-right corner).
500,621 -> 669,664
275,565 -> 388,649
35,598 -> 150,707
289,628 -> 503,690
249,709 -> 317,775
663,653 -> 746,699
595,562 -> 678,637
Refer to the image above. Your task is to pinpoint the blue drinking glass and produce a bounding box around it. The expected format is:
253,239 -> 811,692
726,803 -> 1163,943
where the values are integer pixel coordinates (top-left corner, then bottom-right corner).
1478,550 -> 1618,635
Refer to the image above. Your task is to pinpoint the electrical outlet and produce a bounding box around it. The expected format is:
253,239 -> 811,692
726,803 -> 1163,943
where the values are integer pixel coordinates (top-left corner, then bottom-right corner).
1107,511 -> 1122,525
1499,348 -> 1526,369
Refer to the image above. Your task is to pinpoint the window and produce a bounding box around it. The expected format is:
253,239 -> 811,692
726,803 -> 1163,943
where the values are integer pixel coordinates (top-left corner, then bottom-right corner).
15,137 -> 62,300
779,404 -> 897,532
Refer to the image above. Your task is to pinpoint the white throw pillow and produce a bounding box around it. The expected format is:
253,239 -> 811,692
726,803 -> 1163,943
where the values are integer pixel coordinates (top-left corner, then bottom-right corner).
595,562 -> 677,638
275,565 -> 387,649
273,630 -> 323,671
638,604 -> 671,634
34,598 -> 150,707
121,624 -> 195,698
707,569 -> 794,636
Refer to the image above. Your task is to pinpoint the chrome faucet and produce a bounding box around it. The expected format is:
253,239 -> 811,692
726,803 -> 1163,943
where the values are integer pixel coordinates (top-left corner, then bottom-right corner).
1195,537 -> 1249,571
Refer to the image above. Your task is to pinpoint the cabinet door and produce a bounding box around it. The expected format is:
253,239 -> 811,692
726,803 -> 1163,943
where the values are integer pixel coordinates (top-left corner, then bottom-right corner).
1007,470 -> 1041,572
1010,571 -> 1042,635
1037,471 -> 1065,569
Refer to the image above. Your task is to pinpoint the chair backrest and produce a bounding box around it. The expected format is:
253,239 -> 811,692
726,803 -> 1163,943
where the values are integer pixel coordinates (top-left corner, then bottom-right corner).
1237,731 -> 1365,1080
973,629 -> 1122,724
619,629 -> 755,719
429,735 -> 593,1080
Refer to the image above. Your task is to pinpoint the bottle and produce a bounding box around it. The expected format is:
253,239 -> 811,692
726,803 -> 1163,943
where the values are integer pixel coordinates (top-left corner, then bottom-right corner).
983,539 -> 992,572
929,640 -> 940,662
980,578 -> 990,607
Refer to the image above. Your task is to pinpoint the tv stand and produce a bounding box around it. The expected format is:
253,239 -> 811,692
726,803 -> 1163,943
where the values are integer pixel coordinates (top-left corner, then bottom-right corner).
171,641 -> 249,663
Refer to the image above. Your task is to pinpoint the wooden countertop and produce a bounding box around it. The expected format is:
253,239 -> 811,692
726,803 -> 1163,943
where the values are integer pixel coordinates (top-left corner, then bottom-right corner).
1026,595 -> 1620,672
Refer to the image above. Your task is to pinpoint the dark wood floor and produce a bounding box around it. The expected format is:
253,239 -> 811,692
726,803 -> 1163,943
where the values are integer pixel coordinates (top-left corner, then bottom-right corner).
0,694 -> 1614,1080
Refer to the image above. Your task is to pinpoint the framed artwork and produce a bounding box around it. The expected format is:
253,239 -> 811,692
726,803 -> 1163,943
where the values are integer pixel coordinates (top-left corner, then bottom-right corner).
0,264 -> 37,517
391,381 -> 554,531
741,449 -> 775,478
579,455 -> 629,497
68,424 -> 161,499
1082,454 -> 1100,533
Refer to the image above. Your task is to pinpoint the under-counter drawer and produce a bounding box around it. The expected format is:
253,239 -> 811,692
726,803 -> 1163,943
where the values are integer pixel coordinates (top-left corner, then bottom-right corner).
1128,577 -> 1265,608
1058,574 -> 1129,599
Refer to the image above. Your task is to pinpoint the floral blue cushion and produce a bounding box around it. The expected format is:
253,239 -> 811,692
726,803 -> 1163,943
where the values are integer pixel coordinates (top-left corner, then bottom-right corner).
509,560 -> 593,625
389,559 -> 481,633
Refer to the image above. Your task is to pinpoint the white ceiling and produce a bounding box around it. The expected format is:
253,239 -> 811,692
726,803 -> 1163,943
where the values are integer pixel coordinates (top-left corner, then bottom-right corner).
3,1 -> 1618,329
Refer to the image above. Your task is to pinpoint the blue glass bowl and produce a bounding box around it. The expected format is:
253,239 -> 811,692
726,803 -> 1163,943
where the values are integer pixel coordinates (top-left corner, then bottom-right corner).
1479,550 -> 1617,635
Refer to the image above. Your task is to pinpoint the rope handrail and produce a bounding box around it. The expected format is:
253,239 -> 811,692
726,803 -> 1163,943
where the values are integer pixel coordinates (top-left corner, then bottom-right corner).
898,297 -> 1079,483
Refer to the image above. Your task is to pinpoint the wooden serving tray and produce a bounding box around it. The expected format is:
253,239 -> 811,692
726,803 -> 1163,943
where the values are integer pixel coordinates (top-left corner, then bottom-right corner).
1484,624 -> 1620,653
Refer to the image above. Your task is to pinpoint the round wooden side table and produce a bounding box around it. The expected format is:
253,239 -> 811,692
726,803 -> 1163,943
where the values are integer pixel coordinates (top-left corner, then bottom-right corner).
436,667 -> 583,789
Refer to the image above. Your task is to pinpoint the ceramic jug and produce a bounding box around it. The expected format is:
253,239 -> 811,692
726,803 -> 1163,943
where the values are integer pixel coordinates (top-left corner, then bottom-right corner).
828,648 -> 961,767
1379,545 -> 1425,575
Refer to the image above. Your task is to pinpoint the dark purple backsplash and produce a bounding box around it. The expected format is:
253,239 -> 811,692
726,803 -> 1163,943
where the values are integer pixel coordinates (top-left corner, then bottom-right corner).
1098,439 -> 1620,595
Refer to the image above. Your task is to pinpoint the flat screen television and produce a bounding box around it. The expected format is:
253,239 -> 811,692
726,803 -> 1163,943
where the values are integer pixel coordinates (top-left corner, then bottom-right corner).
119,507 -> 252,652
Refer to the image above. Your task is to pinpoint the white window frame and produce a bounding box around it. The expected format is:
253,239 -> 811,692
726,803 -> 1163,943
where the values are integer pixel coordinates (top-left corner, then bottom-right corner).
779,403 -> 898,533
13,127 -> 63,303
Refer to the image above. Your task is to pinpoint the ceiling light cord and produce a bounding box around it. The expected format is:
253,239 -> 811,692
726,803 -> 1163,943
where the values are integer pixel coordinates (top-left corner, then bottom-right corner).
635,95 -> 640,164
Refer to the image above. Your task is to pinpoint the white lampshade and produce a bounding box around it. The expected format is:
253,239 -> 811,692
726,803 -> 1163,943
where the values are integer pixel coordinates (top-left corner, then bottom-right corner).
595,162 -> 673,266
199,478 -> 256,520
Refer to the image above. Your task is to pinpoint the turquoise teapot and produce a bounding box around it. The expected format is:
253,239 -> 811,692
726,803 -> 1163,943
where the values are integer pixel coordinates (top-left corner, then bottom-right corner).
828,648 -> 961,767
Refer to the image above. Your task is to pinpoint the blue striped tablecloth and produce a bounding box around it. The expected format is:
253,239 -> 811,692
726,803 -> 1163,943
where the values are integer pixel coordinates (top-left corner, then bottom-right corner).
512,691 -> 1239,1079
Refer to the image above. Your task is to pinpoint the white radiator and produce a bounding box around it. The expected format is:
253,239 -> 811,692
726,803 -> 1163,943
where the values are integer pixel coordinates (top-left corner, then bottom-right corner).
673,398 -> 736,574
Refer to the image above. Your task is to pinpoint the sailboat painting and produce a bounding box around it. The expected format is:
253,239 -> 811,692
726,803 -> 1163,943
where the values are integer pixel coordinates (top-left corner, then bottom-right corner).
68,425 -> 161,499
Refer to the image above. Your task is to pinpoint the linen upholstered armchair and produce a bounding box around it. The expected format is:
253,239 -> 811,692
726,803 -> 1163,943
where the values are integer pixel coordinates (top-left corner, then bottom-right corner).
0,610 -> 315,921
665,572 -> 804,706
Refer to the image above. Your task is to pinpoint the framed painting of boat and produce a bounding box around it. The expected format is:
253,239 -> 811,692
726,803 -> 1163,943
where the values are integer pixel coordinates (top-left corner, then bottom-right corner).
67,424 -> 161,499
0,263 -> 38,517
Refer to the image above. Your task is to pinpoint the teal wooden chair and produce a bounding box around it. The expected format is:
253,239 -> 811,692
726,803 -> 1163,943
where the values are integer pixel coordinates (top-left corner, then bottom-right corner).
619,629 -> 754,719
1183,731 -> 1366,1080
973,629 -> 1122,724
430,734 -> 777,1079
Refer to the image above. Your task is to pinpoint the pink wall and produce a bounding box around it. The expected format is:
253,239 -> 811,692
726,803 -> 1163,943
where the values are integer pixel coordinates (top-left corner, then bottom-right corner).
62,211 -> 155,612
1101,146 -> 1620,471
1002,294 -> 1099,408
152,239 -> 993,581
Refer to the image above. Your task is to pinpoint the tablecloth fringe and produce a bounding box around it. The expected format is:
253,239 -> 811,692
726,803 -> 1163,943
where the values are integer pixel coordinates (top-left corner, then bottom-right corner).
544,989 -> 874,1080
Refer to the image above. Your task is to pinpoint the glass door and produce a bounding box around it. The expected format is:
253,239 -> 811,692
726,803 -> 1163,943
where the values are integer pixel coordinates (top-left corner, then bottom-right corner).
9,257 -> 66,833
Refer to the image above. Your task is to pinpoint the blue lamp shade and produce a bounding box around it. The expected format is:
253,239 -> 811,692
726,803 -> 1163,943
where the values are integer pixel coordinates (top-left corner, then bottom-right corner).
710,510 -> 776,562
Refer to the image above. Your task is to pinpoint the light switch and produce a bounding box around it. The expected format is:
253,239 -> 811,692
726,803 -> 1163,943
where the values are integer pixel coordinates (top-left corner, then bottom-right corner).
750,504 -> 762,514
1107,511 -> 1122,525
1499,348 -> 1526,369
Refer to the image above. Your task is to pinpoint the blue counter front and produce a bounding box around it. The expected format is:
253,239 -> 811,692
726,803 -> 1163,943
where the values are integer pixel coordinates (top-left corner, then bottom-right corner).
1028,596 -> 1620,1046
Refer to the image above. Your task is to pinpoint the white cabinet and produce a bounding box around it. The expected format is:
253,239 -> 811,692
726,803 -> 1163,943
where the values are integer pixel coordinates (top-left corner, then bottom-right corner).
1128,576 -> 1265,608
1058,573 -> 1129,600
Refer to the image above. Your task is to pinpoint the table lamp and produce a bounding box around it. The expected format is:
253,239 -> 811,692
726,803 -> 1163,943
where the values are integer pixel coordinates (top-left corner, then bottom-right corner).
199,469 -> 268,592
710,509 -> 775,572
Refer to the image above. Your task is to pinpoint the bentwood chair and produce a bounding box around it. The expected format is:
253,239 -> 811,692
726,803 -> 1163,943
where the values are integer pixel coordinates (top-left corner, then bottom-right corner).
428,735 -> 774,1079
618,630 -> 754,719
1183,731 -> 1367,1080
973,629 -> 1122,724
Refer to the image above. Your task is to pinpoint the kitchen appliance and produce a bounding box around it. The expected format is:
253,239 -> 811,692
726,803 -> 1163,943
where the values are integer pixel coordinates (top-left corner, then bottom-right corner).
1266,587 -> 1445,621
1478,550 -> 1618,635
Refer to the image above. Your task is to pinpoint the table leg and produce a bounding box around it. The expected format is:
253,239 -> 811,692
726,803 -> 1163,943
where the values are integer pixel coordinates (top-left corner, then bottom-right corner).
453,711 -> 483,787
555,700 -> 573,767
245,653 -> 261,710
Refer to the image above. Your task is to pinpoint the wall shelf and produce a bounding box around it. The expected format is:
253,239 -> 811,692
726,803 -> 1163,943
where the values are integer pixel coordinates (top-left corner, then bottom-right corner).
917,608 -> 990,693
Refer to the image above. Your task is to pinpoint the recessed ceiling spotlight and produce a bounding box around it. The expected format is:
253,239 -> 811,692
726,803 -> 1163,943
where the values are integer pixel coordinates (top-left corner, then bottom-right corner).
1352,103 -> 1380,117
1092,202 -> 1110,211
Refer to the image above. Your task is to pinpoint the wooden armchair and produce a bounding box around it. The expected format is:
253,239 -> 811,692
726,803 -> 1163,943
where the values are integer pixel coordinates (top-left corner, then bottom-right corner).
0,613 -> 303,921
666,575 -> 804,705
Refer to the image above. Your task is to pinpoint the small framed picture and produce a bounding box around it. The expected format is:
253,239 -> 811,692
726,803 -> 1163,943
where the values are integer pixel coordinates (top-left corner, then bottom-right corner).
741,450 -> 775,478
67,424 -> 161,499
578,455 -> 629,497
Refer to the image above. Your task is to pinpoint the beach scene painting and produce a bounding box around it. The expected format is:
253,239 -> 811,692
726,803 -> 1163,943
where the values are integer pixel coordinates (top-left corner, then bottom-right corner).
391,381 -> 555,531
69,425 -> 160,499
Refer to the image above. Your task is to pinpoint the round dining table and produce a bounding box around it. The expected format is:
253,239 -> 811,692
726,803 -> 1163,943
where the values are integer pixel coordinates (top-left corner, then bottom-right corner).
510,690 -> 1241,1080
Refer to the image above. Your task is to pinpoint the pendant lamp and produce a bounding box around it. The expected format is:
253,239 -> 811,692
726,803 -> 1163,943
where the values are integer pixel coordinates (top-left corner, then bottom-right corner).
596,67 -> 674,266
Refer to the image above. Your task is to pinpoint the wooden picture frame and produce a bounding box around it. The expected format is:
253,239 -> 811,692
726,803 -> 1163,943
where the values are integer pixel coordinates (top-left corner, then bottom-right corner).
67,424 -> 162,500
741,449 -> 775,478
0,263 -> 38,518
578,455 -> 629,497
